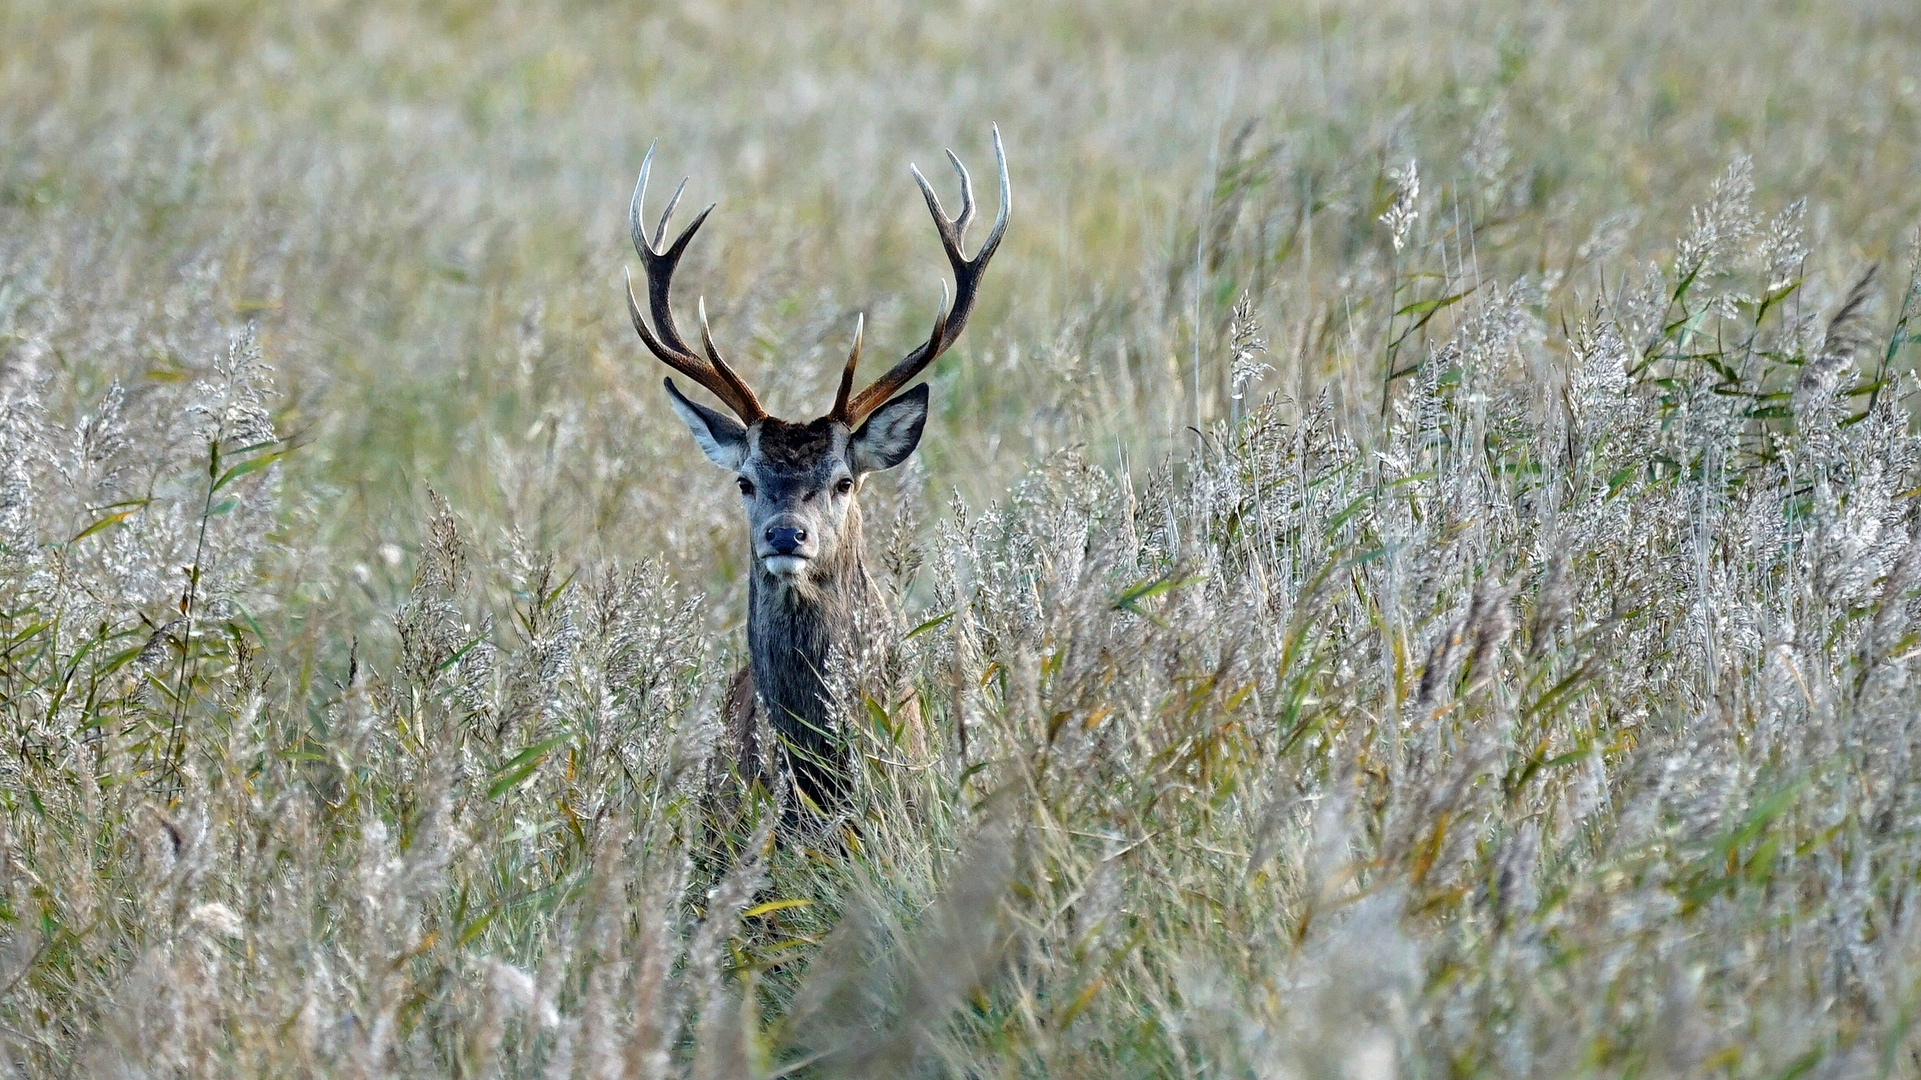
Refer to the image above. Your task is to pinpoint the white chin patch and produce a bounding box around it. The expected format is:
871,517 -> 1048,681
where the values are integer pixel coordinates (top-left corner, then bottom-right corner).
763,555 -> 808,577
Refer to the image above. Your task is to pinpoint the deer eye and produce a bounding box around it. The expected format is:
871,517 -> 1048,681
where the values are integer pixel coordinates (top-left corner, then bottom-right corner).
737,477 -> 755,496
835,477 -> 854,495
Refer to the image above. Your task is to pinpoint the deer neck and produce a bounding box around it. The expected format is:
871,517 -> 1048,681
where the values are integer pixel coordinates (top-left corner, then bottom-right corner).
746,502 -> 879,757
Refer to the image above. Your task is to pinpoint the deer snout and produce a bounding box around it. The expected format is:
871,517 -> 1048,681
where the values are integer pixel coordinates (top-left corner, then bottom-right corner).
764,525 -> 808,556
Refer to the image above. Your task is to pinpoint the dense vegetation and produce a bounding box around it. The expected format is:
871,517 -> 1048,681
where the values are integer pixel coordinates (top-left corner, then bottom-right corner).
4,1 -> 1921,1075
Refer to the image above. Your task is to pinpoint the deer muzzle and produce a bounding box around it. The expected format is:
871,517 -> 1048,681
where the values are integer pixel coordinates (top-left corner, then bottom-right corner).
759,521 -> 812,576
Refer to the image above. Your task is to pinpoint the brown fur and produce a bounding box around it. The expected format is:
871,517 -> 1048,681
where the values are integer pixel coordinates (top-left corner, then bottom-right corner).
723,664 -> 762,783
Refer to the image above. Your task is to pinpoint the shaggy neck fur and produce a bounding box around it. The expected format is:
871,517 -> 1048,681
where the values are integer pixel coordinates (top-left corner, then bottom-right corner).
747,499 -> 879,812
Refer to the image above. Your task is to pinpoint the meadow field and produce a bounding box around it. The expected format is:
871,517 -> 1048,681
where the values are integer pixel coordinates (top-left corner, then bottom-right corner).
4,0 -> 1921,1075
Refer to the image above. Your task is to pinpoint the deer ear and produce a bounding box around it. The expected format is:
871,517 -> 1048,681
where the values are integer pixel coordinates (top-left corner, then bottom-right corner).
663,378 -> 748,470
848,384 -> 929,474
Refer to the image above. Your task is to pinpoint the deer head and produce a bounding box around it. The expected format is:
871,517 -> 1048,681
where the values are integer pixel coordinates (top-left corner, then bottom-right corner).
625,127 -> 1009,590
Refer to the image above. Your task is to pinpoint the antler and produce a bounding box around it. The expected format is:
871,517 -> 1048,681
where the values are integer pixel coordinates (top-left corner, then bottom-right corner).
831,125 -> 1010,425
627,142 -> 766,423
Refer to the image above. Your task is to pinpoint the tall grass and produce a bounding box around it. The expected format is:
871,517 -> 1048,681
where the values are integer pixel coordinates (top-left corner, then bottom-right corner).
4,0 -> 1921,1076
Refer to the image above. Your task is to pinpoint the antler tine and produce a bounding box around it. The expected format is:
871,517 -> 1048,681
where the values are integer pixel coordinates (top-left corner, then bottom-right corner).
698,297 -> 765,420
982,124 -> 1011,262
910,163 -> 960,256
926,279 -> 950,353
654,178 -> 688,250
629,141 -> 657,258
624,267 -> 670,360
944,148 -> 975,238
841,126 -> 1008,423
830,313 -> 864,422
626,146 -> 764,423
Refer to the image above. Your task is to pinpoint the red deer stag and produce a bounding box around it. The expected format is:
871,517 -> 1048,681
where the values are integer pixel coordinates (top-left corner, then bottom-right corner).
625,128 -> 1008,819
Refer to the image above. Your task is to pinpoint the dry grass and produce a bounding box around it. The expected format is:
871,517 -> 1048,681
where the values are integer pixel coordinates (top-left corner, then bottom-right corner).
4,0 -> 1921,1076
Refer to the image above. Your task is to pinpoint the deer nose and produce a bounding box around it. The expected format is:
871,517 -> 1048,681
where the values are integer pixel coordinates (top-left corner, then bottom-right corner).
766,525 -> 807,555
